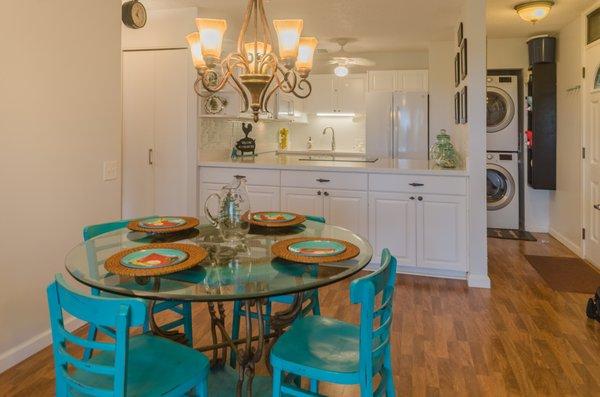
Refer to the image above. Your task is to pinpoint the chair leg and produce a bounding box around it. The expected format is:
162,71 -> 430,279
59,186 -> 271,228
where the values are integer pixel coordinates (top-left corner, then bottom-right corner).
230,300 -> 242,368
310,378 -> 319,393
264,300 -> 272,335
384,347 -> 396,397
272,367 -> 282,397
312,291 -> 321,316
182,302 -> 194,347
82,324 -> 98,360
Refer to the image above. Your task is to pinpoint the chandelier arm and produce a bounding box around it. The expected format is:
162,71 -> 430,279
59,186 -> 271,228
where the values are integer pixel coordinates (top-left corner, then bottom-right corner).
290,78 -> 312,99
201,68 -> 231,93
260,73 -> 278,113
193,74 -> 215,98
224,56 -> 250,112
257,0 -> 273,47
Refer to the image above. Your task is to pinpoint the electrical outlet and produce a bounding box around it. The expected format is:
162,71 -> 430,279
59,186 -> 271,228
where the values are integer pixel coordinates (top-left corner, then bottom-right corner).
103,161 -> 119,181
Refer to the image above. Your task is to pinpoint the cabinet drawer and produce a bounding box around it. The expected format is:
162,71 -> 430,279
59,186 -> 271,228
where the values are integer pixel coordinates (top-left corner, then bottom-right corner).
199,167 -> 280,186
369,174 -> 467,195
282,170 -> 368,190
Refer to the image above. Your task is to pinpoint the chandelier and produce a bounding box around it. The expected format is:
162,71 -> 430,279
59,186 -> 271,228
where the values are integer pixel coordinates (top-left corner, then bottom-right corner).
186,0 -> 318,122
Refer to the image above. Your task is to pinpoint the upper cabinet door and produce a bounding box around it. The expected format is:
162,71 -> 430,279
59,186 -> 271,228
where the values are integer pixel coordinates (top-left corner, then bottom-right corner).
416,194 -> 466,271
368,70 -> 396,92
304,75 -> 335,114
396,70 -> 428,92
335,74 -> 366,113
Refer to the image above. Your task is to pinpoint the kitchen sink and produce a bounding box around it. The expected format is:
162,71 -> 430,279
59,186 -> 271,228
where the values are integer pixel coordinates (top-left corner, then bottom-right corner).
298,155 -> 379,163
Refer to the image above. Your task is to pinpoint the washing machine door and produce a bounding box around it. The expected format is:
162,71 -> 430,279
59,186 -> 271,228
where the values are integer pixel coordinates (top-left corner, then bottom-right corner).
487,86 -> 515,133
487,164 -> 515,210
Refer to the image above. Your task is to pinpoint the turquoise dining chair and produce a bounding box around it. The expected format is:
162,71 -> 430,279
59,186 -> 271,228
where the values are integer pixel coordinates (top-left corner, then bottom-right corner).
270,249 -> 398,396
230,215 -> 324,367
83,219 -> 194,352
47,274 -> 209,397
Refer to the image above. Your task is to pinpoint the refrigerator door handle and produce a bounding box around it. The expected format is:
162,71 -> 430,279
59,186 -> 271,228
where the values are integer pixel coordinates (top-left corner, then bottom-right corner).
390,97 -> 395,159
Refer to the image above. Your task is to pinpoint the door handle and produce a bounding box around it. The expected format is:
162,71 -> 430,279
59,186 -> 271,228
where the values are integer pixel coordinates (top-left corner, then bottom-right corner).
316,178 -> 330,183
148,148 -> 153,165
409,182 -> 424,187
594,204 -> 600,210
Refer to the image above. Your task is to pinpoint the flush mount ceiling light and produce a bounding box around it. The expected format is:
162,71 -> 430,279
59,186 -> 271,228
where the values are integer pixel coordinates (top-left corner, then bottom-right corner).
186,0 -> 318,122
514,1 -> 554,24
334,65 -> 349,77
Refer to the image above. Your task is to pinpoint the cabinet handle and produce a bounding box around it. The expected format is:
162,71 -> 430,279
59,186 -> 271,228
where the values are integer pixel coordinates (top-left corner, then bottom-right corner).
410,196 -> 415,200
148,148 -> 153,165
418,196 -> 423,201
234,174 -> 246,179
324,191 -> 329,196
316,178 -> 330,183
317,191 -> 322,195
594,204 -> 600,210
409,182 -> 424,187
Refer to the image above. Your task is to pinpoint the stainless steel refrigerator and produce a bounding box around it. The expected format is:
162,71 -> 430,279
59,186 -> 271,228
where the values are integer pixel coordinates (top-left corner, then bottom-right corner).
366,91 -> 429,159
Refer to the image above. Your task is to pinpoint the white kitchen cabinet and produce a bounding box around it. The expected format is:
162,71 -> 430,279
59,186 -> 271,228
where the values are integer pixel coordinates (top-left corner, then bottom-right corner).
304,74 -> 366,114
281,187 -> 324,217
123,49 -> 196,218
369,192 -> 417,267
200,182 -> 280,215
417,194 -> 467,271
367,70 -> 428,92
324,189 -> 368,237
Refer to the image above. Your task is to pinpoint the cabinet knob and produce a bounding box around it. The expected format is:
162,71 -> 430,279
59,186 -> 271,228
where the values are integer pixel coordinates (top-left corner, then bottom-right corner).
317,191 -> 322,195
324,191 -> 329,196
418,196 -> 423,201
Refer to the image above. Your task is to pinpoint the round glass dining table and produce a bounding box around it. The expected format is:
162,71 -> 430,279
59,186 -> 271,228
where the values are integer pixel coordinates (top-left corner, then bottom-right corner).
65,218 -> 373,396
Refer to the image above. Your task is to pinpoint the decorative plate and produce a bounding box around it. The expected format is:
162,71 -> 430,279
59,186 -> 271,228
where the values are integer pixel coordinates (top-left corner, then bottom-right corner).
120,248 -> 189,269
128,216 -> 199,234
288,240 -> 346,257
105,243 -> 208,277
139,217 -> 187,229
271,237 -> 360,264
248,212 -> 306,228
204,95 -> 228,114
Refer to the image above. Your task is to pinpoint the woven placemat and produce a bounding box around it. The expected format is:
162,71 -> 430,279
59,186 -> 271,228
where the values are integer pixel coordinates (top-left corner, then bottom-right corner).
105,243 -> 208,277
128,216 -> 199,234
271,237 -> 360,264
247,212 -> 306,228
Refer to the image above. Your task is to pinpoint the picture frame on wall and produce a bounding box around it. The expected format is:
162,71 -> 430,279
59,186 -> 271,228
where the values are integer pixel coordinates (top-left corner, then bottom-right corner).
457,22 -> 463,46
454,92 -> 460,124
454,53 -> 460,87
460,86 -> 468,124
460,38 -> 468,80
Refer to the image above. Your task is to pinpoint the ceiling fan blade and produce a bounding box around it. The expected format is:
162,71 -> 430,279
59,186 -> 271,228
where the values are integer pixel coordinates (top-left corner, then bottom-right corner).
347,57 -> 375,66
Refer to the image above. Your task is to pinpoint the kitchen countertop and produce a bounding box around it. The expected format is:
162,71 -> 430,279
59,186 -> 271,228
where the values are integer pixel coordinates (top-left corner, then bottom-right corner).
198,152 -> 468,176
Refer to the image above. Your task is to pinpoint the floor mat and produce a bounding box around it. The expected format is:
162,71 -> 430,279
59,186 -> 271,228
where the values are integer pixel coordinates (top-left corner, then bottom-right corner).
525,255 -> 600,294
487,228 -> 537,241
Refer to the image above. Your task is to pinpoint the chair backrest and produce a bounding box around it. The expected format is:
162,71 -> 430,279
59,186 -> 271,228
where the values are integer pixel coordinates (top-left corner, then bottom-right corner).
349,249 -> 397,384
305,215 -> 326,224
83,216 -> 158,241
47,274 -> 147,396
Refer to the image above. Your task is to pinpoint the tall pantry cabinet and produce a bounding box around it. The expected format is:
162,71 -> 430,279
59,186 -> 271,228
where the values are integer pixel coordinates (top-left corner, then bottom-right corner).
122,49 -> 197,218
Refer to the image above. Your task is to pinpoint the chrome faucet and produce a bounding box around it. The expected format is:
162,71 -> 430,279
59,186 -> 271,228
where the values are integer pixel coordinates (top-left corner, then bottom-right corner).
322,127 -> 336,152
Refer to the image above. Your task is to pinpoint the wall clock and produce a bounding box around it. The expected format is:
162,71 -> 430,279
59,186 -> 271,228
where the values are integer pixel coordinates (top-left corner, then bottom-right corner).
122,0 -> 147,29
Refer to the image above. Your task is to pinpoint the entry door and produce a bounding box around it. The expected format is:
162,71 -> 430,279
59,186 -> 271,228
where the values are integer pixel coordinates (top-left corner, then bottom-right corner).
585,90 -> 600,266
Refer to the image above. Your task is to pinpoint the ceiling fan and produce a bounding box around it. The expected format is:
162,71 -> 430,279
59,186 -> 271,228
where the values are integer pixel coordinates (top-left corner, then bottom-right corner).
326,38 -> 375,77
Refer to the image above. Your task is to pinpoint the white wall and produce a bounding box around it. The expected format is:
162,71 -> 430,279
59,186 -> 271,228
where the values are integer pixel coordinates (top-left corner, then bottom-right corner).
460,0 -> 490,288
428,41 -> 456,146
549,17 -> 583,254
0,0 -> 122,372
122,7 -> 197,50
487,38 -> 551,232
289,115 -> 366,152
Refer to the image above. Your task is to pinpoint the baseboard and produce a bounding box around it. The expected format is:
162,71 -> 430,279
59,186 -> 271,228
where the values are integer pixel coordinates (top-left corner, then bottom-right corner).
0,316 -> 85,374
467,273 -> 492,289
526,224 -> 550,233
548,228 -> 582,257
365,261 -> 469,281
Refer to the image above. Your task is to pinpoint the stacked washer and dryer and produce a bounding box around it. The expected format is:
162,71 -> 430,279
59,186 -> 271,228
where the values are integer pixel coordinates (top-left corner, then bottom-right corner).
486,73 -> 521,230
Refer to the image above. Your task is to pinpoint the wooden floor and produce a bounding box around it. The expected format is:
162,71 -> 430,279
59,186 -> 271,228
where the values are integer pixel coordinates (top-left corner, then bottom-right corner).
2,234 -> 600,396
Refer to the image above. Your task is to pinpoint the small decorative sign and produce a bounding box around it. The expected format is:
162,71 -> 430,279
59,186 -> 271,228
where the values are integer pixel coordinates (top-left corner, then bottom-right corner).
236,123 -> 256,156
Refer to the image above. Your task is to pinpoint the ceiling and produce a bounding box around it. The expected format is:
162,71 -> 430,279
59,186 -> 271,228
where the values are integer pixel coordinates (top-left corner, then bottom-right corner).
144,0 -> 463,52
487,0 -> 594,38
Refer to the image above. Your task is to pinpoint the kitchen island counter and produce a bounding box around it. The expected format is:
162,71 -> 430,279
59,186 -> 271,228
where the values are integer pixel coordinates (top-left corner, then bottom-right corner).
198,152 -> 468,176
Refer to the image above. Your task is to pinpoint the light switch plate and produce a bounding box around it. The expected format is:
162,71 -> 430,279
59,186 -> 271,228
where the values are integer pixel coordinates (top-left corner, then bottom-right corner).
103,161 -> 119,181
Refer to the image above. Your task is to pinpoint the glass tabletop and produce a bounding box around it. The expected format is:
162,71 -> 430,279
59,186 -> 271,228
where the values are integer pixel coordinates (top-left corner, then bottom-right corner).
65,219 -> 373,302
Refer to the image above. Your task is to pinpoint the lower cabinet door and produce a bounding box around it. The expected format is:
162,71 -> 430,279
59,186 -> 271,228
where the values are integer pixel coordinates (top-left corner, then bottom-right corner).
324,189 -> 368,237
417,194 -> 467,271
368,192 -> 417,266
247,185 -> 280,212
281,187 -> 324,218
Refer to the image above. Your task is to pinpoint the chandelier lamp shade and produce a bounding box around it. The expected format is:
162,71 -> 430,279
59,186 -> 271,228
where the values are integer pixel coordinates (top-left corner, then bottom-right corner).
186,0 -> 318,122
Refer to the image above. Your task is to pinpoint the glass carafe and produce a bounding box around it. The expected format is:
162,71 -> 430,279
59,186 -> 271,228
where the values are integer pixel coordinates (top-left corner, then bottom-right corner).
204,175 -> 251,242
